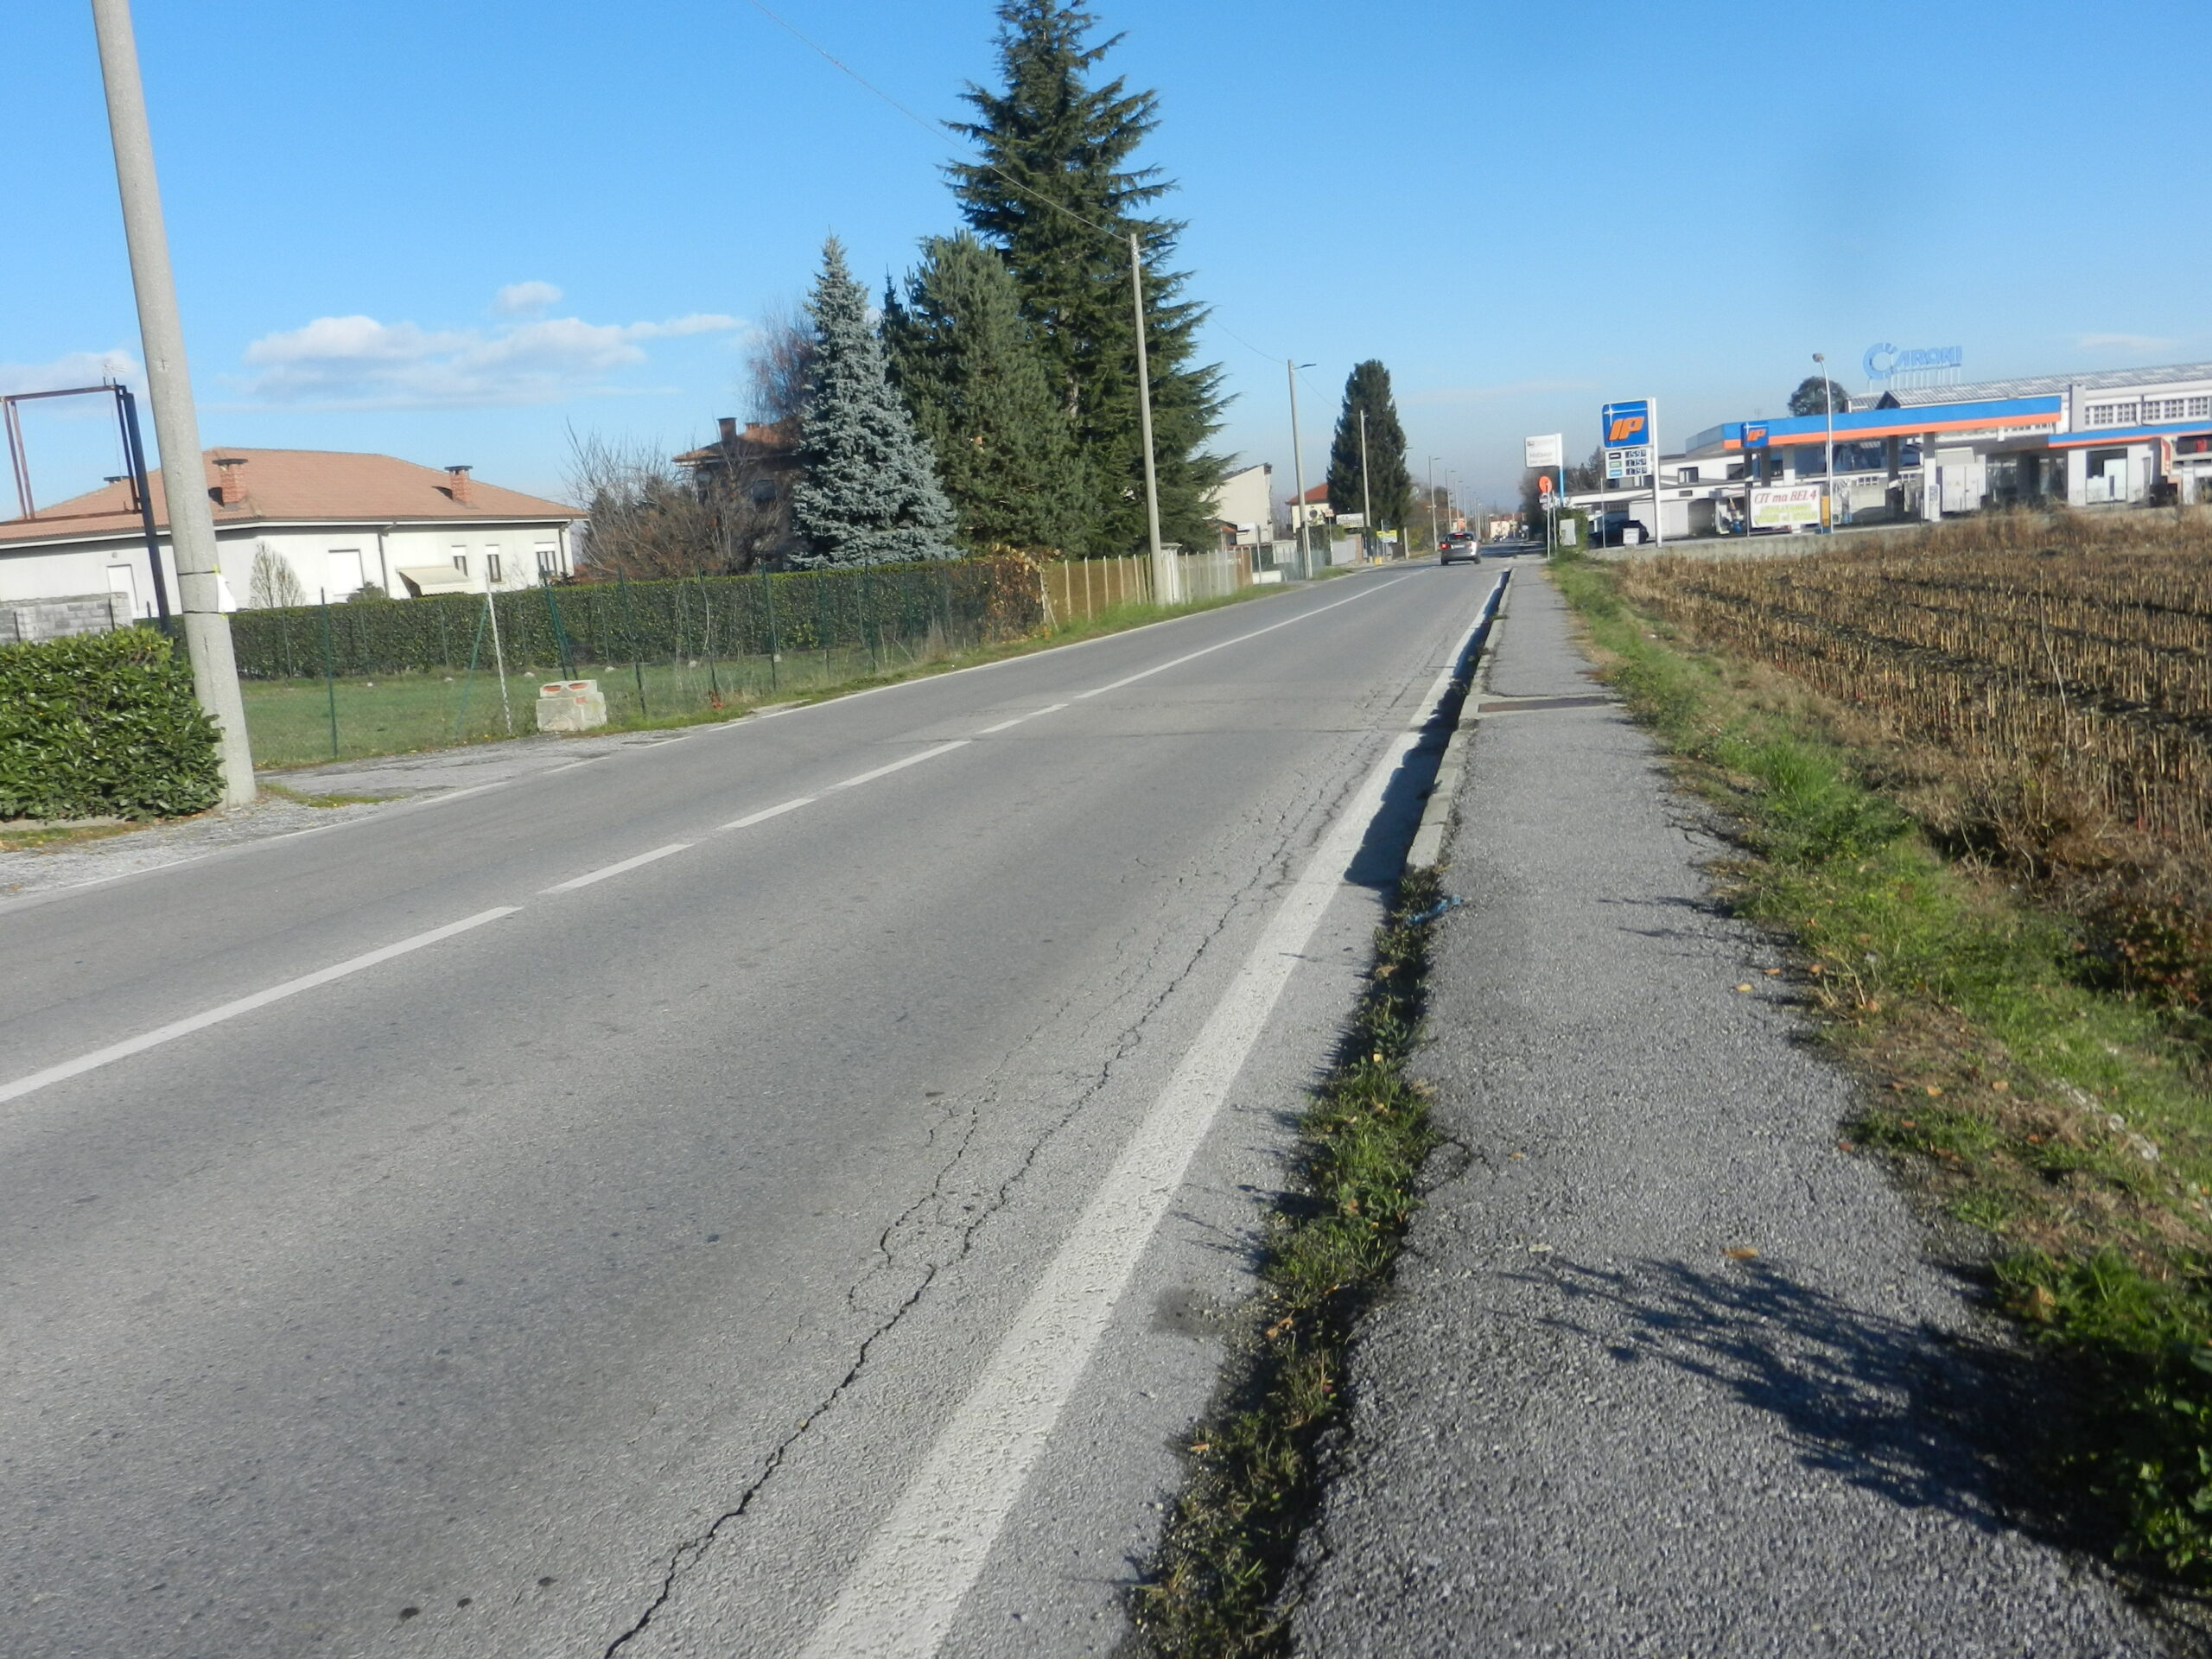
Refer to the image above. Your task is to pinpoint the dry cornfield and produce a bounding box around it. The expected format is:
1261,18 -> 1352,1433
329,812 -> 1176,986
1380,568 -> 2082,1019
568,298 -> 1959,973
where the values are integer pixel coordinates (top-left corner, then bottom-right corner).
1619,511 -> 2212,876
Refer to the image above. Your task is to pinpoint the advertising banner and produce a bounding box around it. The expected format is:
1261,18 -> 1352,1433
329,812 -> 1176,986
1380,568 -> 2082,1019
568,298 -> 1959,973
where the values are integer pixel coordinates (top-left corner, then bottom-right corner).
1749,485 -> 1823,529
1524,433 -> 1564,470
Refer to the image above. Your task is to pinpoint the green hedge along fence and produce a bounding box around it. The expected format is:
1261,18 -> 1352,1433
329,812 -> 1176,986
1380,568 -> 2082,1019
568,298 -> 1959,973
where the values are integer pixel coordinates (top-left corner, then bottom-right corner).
226,557 -> 1046,680
0,628 -> 219,820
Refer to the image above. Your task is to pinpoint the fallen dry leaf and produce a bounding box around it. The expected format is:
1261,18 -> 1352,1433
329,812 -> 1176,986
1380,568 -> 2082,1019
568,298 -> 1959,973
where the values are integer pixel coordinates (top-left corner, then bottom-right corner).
1734,983 -> 1754,994
1724,1247 -> 1759,1262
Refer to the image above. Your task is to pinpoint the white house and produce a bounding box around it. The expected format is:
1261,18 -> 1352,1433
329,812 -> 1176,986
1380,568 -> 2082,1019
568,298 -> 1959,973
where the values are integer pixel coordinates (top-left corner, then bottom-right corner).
0,448 -> 578,639
1205,461 -> 1274,548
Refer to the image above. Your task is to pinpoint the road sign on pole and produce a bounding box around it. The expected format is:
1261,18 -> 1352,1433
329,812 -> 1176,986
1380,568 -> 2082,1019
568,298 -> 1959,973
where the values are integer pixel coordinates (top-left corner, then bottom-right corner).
1525,434 -> 1564,471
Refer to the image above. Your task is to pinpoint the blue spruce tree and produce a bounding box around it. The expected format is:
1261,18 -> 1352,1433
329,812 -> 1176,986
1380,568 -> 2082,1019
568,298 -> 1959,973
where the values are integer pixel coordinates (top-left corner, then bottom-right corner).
790,237 -> 958,569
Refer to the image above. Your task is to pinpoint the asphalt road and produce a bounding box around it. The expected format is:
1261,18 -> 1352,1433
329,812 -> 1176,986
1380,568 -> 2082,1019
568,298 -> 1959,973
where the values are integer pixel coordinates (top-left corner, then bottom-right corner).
1292,574 -> 2164,1656
0,562 -> 1499,1659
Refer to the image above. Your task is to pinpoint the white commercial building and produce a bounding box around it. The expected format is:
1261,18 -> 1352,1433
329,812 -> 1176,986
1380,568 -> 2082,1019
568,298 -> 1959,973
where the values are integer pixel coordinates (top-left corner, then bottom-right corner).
0,448 -> 577,639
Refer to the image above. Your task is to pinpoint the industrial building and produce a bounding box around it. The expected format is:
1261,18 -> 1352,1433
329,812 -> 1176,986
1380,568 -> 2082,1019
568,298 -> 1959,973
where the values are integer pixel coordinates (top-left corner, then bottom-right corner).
1583,361 -> 2212,540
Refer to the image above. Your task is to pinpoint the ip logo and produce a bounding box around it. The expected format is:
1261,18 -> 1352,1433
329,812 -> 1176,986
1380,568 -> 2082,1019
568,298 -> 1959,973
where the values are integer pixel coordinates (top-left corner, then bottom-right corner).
1600,400 -> 1651,448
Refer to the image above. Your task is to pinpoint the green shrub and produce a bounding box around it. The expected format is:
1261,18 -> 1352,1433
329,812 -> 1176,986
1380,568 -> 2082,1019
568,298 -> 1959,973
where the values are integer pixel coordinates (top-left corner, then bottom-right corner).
0,628 -> 219,821
224,558 -> 1047,679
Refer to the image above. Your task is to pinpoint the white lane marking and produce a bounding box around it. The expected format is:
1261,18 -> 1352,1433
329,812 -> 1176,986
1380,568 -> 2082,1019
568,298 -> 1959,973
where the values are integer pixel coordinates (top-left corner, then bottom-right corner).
829,741 -> 971,791
974,702 -> 1068,736
0,571 -> 1406,916
719,797 -> 815,832
794,577 -> 1488,1659
540,842 -> 693,893
0,907 -> 520,1110
1071,573 -> 1409,699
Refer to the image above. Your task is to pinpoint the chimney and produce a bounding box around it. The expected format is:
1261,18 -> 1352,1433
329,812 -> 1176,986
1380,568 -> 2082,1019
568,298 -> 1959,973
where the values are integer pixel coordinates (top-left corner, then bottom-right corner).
445,464 -> 474,505
212,455 -> 248,507
718,416 -> 738,444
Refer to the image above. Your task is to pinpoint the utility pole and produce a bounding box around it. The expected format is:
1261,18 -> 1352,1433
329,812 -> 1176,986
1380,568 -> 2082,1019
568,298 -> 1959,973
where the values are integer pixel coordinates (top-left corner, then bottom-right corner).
1287,360 -> 1313,578
1815,351 -> 1836,532
1358,409 -> 1374,562
1128,232 -> 1174,605
1427,455 -> 1440,553
90,0 -> 254,806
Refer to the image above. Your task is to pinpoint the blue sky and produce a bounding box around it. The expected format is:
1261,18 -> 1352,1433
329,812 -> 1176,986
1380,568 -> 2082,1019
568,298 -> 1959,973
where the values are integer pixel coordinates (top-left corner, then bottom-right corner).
7,0 -> 2204,517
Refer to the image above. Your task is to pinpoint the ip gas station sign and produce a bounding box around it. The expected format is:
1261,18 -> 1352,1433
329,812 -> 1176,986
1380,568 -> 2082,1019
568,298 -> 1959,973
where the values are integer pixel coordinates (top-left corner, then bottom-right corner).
1601,400 -> 1653,480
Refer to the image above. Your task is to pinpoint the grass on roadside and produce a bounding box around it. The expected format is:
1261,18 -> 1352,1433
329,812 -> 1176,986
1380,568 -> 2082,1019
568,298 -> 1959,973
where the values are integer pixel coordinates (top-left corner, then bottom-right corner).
1135,868 -> 1445,1657
246,583 -> 1281,772
0,820 -> 145,855
1551,551 -> 2212,1586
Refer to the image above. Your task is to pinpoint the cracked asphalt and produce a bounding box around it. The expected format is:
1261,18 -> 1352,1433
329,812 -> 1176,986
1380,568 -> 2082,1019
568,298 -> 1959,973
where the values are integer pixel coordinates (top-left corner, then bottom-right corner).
1290,572 -> 2170,1656
0,563 -> 1489,1657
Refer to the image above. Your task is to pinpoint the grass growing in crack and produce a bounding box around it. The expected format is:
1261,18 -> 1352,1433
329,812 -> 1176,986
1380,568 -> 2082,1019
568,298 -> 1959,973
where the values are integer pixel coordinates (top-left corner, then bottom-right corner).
1552,550 -> 2212,1588
1134,867 -> 1443,1656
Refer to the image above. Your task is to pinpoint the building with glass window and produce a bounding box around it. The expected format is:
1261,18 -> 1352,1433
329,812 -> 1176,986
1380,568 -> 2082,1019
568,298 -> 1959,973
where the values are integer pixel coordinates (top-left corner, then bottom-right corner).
1654,361 -> 2212,536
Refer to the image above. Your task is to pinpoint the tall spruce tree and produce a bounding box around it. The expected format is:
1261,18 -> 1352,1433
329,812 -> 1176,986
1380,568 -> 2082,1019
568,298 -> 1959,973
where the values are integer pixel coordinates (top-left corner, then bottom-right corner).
1325,360 -> 1414,534
789,237 -> 958,569
949,0 -> 1224,556
882,232 -> 1089,556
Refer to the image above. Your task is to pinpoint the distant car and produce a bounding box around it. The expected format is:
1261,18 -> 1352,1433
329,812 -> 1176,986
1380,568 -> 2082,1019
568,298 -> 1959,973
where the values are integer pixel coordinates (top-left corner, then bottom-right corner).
1439,531 -> 1479,565
1591,512 -> 1650,547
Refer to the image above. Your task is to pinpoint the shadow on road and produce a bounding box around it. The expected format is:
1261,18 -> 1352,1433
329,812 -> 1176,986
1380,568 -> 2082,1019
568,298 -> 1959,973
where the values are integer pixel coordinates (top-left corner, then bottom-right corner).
1534,1254 -> 2118,1558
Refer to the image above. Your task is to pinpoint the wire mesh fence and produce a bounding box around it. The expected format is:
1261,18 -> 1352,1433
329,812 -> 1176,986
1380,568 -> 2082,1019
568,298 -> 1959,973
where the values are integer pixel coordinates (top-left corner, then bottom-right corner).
228,557 -> 1046,766
216,547 -> 1290,769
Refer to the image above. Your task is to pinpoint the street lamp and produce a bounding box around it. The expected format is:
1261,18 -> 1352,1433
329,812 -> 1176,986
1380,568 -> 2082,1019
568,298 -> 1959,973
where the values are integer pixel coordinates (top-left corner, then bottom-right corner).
1814,351 -> 1836,533
1287,361 -> 1316,577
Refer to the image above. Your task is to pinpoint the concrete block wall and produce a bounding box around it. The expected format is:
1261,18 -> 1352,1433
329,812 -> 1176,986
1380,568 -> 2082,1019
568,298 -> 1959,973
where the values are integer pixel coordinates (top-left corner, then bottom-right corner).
3,594 -> 125,645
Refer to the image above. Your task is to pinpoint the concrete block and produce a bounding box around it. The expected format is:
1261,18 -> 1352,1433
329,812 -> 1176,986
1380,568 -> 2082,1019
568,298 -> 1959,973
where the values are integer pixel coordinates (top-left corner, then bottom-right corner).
536,679 -> 607,733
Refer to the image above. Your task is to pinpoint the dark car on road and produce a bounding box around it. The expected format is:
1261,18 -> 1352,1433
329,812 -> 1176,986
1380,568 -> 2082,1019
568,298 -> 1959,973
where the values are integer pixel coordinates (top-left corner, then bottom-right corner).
1439,531 -> 1479,565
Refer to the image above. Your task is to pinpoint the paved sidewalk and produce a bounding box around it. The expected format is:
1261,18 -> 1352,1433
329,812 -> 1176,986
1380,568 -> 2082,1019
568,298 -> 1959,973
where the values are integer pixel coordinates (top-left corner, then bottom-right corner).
1292,573 -> 2164,1656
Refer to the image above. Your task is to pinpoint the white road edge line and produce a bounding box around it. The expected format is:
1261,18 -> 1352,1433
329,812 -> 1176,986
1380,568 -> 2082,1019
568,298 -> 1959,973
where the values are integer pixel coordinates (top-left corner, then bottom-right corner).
828,741 -> 970,791
0,907 -> 521,1110
540,842 -> 693,893
793,579 -> 1496,1659
1071,574 -> 1408,700
718,797 -> 815,832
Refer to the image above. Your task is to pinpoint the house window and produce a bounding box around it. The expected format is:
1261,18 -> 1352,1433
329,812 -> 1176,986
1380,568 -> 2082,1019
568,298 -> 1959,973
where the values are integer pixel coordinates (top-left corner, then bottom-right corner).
536,546 -> 559,578
485,552 -> 502,584
2189,397 -> 2212,419
2085,402 -> 2136,427
452,553 -> 469,575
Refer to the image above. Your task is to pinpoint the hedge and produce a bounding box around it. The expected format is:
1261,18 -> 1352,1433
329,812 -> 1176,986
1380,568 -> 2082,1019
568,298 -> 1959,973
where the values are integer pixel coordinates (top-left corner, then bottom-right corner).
0,627 -> 219,821
226,557 -> 1047,679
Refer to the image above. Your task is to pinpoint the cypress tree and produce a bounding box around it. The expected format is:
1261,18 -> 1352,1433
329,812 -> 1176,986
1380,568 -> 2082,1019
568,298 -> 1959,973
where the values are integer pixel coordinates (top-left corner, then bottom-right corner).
789,237 -> 958,569
882,232 -> 1090,556
949,0 -> 1224,556
1325,360 -> 1414,534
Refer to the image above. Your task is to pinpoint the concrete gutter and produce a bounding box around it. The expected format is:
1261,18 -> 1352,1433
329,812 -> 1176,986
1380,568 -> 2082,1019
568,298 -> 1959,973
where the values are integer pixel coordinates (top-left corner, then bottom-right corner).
1405,565 -> 1515,872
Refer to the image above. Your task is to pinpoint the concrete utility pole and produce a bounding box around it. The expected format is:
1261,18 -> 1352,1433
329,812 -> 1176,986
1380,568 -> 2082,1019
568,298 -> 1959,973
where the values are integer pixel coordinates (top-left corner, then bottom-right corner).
1358,409 -> 1374,561
1427,455 -> 1440,552
90,0 -> 254,806
1287,360 -> 1313,578
1128,232 -> 1175,605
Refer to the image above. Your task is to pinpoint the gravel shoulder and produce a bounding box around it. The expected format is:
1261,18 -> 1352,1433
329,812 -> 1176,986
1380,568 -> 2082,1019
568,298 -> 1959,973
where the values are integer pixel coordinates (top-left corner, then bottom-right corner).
1288,571 -> 2168,1656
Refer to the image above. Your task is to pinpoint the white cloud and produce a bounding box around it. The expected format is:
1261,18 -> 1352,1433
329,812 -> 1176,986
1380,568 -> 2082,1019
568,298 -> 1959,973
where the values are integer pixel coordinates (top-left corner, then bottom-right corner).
0,347 -> 141,396
237,304 -> 741,407
493,280 -> 563,315
2075,332 -> 2177,355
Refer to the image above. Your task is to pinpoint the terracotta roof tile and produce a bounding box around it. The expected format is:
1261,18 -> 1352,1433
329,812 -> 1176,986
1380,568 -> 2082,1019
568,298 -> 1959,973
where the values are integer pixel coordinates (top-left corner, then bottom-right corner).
0,448 -> 577,547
